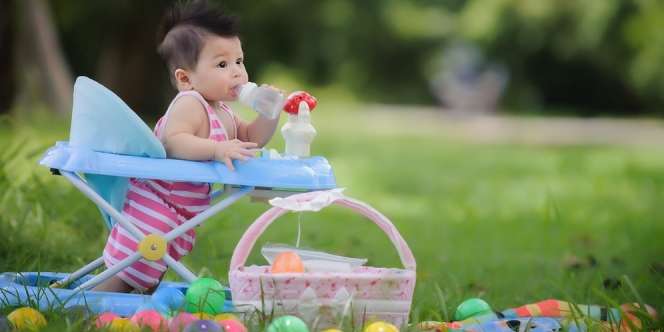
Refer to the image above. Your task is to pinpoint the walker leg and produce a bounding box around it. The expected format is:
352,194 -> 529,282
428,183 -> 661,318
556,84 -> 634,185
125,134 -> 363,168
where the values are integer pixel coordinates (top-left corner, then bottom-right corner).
74,252 -> 142,292
50,257 -> 105,289
165,186 -> 253,242
162,255 -> 197,282
61,171 -> 145,241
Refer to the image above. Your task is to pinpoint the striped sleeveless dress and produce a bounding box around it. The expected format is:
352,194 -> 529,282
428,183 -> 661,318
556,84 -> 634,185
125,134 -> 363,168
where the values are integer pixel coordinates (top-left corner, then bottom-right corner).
102,90 -> 237,291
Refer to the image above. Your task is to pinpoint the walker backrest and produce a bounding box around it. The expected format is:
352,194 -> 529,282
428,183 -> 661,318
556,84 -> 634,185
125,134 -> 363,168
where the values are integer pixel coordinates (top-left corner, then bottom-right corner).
69,77 -> 166,228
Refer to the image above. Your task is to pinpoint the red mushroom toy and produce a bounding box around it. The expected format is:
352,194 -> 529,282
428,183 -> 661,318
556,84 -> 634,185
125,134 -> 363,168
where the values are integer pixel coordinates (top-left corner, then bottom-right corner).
283,91 -> 317,115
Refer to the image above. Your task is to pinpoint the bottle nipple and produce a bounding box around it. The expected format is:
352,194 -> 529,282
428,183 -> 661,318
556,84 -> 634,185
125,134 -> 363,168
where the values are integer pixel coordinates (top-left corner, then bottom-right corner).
238,82 -> 257,105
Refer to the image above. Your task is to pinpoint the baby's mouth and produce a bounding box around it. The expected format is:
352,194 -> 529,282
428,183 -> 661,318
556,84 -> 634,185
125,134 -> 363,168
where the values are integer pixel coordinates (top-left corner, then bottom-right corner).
231,85 -> 242,97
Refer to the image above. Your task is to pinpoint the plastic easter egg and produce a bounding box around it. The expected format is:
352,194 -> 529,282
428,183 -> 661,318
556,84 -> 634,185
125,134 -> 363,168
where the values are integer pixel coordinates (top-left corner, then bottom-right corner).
109,317 -> 140,332
270,251 -> 305,273
214,313 -> 240,321
7,307 -> 47,330
363,321 -> 398,332
169,312 -> 198,332
96,312 -> 120,328
454,298 -> 493,321
183,319 -> 222,332
217,319 -> 248,332
185,278 -> 226,315
131,309 -> 167,331
266,315 -> 309,332
619,302 -> 658,331
0,316 -> 13,332
321,329 -> 343,332
153,286 -> 186,314
193,312 -> 214,320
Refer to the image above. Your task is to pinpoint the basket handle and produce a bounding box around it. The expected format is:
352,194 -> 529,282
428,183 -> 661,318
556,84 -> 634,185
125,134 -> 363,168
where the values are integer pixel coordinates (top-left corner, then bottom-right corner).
229,191 -> 416,271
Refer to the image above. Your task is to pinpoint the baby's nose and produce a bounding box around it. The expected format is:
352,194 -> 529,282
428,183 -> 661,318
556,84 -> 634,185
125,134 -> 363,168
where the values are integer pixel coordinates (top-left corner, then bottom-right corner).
232,64 -> 244,77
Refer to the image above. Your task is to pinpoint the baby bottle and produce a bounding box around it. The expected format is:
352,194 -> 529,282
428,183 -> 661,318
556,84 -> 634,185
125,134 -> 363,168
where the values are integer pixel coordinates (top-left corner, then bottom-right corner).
237,82 -> 285,119
281,101 -> 317,157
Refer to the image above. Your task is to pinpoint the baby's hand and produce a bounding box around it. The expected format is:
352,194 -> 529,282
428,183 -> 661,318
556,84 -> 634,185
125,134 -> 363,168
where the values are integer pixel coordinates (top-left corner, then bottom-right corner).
214,139 -> 258,171
260,83 -> 285,95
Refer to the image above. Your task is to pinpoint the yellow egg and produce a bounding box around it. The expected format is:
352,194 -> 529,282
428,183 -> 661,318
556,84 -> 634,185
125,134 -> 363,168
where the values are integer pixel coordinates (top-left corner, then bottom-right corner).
270,251 -> 305,273
364,321 -> 399,332
109,318 -> 140,332
7,307 -> 47,331
194,312 -> 214,320
214,313 -> 240,321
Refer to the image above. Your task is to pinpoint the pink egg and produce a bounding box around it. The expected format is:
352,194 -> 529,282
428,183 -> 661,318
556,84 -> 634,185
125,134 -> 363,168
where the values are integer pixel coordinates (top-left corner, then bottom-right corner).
96,312 -> 120,328
130,309 -> 167,332
169,312 -> 198,332
217,319 -> 248,332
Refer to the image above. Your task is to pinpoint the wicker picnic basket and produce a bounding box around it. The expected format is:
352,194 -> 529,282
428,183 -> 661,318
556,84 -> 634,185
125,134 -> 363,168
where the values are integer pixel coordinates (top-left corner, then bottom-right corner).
228,190 -> 416,328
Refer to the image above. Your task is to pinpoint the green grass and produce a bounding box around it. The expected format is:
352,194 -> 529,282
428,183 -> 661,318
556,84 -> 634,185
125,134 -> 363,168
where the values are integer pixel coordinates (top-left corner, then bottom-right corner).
1,106 -> 663,330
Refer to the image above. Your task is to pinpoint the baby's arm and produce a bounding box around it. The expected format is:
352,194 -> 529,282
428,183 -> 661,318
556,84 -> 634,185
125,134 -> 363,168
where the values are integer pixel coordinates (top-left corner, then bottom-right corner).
235,86 -> 282,147
161,96 -> 256,170
236,115 -> 280,148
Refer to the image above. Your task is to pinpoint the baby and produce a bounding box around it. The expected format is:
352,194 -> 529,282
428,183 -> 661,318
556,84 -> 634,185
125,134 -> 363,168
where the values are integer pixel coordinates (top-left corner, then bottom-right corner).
94,0 -> 280,292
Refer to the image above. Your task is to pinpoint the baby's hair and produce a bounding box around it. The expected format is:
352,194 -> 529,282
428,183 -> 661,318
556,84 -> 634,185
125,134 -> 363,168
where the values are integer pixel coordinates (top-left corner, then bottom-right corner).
157,0 -> 239,78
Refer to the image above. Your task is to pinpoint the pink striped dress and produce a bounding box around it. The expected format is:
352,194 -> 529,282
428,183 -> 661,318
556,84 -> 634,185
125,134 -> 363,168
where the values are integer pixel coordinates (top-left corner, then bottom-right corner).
103,90 -> 237,291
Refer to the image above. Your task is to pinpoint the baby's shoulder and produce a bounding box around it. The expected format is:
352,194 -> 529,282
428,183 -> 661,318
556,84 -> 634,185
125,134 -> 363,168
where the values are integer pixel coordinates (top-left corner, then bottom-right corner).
168,94 -> 208,122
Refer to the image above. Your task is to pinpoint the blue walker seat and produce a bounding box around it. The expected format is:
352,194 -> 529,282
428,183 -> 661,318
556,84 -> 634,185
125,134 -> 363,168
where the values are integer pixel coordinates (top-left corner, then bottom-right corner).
69,76 -> 167,229
0,77 -> 336,316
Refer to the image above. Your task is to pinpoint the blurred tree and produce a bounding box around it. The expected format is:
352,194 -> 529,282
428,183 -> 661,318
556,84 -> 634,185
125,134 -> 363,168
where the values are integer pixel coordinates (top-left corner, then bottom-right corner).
225,0 -> 447,104
0,0 -> 15,114
51,1 -> 171,120
45,0 -> 450,116
12,0 -> 662,116
623,1 -> 664,106
15,0 -> 73,115
455,0 -> 664,114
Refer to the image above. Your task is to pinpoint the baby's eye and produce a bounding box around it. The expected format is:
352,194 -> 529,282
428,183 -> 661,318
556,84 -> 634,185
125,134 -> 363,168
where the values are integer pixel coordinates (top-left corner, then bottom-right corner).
236,58 -> 243,65
218,61 -> 227,68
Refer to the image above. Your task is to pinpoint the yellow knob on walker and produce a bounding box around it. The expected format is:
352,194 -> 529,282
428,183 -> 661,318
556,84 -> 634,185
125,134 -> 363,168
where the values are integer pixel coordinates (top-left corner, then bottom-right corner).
138,234 -> 167,261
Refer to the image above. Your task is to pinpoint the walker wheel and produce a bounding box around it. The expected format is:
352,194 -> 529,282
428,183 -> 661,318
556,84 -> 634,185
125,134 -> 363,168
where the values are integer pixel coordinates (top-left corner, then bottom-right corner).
138,234 -> 167,261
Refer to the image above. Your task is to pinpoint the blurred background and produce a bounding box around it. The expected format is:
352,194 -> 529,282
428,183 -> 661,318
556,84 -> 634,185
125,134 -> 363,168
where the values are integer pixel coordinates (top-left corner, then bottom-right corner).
2,0 -> 664,319
3,0 -> 664,118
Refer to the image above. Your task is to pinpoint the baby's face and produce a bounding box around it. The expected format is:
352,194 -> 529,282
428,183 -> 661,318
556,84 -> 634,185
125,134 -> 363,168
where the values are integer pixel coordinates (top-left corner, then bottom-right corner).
189,36 -> 248,102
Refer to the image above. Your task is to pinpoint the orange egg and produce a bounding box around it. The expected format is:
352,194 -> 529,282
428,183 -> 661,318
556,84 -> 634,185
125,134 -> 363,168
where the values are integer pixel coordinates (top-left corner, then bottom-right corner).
270,251 -> 305,273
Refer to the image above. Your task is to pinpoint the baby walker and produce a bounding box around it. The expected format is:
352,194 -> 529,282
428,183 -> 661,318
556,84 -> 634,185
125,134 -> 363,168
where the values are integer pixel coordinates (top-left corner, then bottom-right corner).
0,77 -> 417,325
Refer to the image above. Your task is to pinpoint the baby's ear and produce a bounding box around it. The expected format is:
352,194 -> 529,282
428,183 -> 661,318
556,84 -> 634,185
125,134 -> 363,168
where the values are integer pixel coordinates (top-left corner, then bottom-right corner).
174,68 -> 193,90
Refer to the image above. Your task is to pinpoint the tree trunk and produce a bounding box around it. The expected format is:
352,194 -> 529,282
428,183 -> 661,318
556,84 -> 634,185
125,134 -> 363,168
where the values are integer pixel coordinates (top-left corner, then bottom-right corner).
96,1 -> 171,119
18,0 -> 73,115
0,0 -> 16,114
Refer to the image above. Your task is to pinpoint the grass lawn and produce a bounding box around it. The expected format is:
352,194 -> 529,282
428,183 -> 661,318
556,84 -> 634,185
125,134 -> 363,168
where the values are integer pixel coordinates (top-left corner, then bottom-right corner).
1,104 -> 663,329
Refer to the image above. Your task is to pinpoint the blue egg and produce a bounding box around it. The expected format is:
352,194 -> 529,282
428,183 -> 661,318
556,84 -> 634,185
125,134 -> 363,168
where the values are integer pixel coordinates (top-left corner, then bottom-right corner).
184,319 -> 223,332
152,286 -> 185,314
